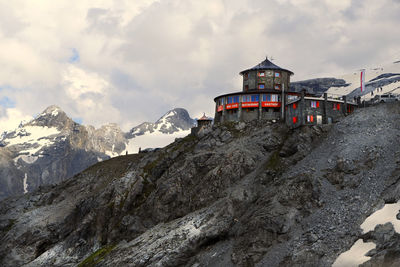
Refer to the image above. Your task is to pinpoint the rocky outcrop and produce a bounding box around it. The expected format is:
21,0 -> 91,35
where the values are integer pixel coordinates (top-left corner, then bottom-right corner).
360,223 -> 400,267
290,78 -> 350,95
1,103 -> 400,266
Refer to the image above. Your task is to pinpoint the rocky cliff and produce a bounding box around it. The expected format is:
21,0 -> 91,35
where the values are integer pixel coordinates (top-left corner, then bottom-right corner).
1,102 -> 400,266
0,106 -> 195,200
290,78 -> 350,95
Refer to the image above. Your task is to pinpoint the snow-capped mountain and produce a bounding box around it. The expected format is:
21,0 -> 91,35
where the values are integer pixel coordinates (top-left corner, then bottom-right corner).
0,106 -> 195,200
291,60 -> 400,101
127,108 -> 196,137
124,108 -> 196,154
326,60 -> 400,101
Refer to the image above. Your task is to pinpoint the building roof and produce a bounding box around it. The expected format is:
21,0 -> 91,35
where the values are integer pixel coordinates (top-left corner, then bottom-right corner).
198,113 -> 212,121
239,57 -> 294,76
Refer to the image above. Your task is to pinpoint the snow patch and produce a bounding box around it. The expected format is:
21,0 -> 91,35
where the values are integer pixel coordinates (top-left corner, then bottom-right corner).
14,154 -> 39,164
4,126 -> 60,155
51,110 -> 59,117
125,129 -> 190,154
23,173 -> 28,194
361,203 -> 400,233
333,239 -> 375,267
334,203 -> 400,266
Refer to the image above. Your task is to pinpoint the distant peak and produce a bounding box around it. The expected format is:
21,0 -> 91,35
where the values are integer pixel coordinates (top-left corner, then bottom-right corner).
42,105 -> 64,116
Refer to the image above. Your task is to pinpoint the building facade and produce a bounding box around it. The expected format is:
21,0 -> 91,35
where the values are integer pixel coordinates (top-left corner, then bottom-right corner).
213,57 -> 357,128
214,57 -> 293,123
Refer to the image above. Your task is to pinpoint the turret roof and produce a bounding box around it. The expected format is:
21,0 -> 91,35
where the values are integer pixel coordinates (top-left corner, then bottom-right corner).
239,57 -> 294,75
198,113 -> 212,121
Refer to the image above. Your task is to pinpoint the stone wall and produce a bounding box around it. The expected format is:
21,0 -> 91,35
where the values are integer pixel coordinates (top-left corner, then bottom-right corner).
242,69 -> 290,91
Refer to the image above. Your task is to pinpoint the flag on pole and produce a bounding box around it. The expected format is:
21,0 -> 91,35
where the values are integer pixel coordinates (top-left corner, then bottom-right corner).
360,69 -> 365,92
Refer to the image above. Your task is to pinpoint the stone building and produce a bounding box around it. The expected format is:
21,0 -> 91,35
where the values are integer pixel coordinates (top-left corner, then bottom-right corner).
213,57 -> 357,128
214,57 -> 294,123
286,92 -> 356,128
191,113 -> 213,136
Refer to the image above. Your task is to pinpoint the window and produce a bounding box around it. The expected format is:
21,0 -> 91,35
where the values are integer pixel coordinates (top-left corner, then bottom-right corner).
263,94 -> 279,102
228,96 -> 239,104
218,98 -> 224,105
275,84 -> 281,90
275,72 -> 281,78
293,116 -> 298,124
333,103 -> 341,110
307,115 -> 314,122
258,71 -> 265,77
258,83 -> 265,89
243,95 -> 259,102
245,85 -> 249,91
293,103 -> 297,109
311,101 -> 319,108
244,73 -> 248,80
271,94 -> 279,102
251,95 -> 259,102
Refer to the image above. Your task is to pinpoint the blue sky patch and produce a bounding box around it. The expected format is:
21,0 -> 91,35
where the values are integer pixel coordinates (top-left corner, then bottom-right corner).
73,117 -> 83,124
0,97 -> 16,108
69,48 -> 80,63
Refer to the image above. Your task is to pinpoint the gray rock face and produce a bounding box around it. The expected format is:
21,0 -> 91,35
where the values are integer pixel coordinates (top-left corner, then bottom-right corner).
360,223 -> 400,267
290,78 -> 350,95
0,106 -> 196,201
1,103 -> 400,266
0,105 -> 114,200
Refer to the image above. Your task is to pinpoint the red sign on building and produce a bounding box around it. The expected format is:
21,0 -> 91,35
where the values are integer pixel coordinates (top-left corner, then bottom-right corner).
226,103 -> 239,109
242,102 -> 259,108
261,102 -> 281,107
217,105 -> 223,112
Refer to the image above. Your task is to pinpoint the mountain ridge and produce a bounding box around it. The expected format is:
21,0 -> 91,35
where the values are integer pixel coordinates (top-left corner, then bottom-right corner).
1,102 -> 399,266
0,106 -> 195,200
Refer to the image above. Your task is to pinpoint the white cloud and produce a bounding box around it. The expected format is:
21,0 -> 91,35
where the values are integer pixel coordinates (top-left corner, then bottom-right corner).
0,0 -> 399,131
0,108 -> 33,133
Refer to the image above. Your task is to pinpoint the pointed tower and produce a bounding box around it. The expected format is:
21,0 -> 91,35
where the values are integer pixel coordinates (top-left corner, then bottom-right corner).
240,57 -> 293,92
213,57 -> 294,123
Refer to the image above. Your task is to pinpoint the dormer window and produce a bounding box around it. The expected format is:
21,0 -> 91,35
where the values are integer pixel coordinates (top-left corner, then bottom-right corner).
275,72 -> 281,78
258,71 -> 265,77
258,83 -> 265,89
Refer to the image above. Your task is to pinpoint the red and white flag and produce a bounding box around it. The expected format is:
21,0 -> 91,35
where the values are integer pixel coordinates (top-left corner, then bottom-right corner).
360,69 -> 365,92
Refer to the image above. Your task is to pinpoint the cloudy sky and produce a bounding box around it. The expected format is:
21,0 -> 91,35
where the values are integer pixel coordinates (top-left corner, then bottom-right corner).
0,0 -> 399,131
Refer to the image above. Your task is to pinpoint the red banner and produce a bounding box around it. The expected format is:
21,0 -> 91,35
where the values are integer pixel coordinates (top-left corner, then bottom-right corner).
217,105 -> 223,112
360,69 -> 365,92
242,102 -> 259,108
226,103 -> 239,109
262,102 -> 281,107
